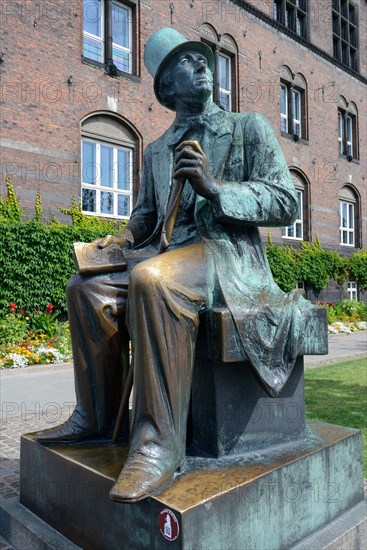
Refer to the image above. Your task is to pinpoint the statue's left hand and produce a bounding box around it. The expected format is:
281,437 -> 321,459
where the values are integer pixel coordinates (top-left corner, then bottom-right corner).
173,141 -> 217,199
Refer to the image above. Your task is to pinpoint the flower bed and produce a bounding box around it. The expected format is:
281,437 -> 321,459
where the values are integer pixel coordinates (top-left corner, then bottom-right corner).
328,321 -> 367,334
319,299 -> 367,334
0,303 -> 72,369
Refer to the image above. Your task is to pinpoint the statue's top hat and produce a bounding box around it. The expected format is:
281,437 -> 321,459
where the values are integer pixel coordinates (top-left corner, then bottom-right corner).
144,28 -> 215,110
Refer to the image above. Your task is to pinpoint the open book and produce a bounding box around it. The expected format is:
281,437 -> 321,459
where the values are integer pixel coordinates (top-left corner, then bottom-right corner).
73,242 -> 127,275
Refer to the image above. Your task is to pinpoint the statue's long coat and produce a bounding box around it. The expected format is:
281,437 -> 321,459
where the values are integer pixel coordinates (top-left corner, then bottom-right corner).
126,104 -> 312,396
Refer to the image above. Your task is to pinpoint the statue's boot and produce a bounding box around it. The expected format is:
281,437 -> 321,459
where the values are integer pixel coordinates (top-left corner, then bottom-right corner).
109,245 -> 207,501
36,273 -> 130,445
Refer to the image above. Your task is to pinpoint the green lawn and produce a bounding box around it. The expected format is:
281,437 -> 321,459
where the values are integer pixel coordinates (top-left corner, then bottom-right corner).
305,358 -> 367,476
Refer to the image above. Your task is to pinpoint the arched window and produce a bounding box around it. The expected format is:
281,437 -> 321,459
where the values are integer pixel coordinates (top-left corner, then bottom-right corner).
282,169 -> 309,241
279,67 -> 308,141
339,185 -> 359,247
81,113 -> 140,219
200,24 -> 238,112
338,98 -> 359,160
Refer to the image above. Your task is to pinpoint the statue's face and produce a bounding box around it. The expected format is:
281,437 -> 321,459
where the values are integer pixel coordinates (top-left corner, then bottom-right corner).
168,50 -> 213,104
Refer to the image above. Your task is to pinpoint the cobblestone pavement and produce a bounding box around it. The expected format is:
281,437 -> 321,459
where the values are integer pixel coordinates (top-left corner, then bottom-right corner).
0,409 -> 72,504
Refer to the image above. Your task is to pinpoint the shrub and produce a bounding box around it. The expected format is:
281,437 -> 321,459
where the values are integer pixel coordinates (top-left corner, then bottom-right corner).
265,235 -> 301,292
0,308 -> 29,346
349,250 -> 367,289
0,180 -> 125,317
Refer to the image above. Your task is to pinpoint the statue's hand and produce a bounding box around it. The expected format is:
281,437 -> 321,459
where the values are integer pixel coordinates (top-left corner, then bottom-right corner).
173,141 -> 217,199
94,231 -> 133,250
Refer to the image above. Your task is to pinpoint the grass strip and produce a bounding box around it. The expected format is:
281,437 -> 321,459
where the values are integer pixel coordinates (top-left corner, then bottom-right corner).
305,358 -> 367,475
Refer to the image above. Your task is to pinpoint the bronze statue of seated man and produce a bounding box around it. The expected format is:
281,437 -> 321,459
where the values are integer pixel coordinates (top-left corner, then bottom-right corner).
36,28 -> 313,503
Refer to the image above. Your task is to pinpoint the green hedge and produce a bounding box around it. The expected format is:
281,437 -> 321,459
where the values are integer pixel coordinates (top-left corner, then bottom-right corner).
0,221 -> 113,315
0,178 -> 120,316
265,237 -> 366,293
0,179 -> 366,316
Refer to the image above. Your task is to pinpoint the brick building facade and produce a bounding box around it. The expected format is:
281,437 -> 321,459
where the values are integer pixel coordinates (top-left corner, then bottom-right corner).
0,0 -> 366,300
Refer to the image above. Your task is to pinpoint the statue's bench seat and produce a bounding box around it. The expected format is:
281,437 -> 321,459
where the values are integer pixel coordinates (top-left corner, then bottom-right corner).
189,307 -> 328,457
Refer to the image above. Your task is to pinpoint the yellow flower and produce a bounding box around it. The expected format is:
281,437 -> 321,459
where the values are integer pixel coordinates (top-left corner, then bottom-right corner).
26,317 -> 29,320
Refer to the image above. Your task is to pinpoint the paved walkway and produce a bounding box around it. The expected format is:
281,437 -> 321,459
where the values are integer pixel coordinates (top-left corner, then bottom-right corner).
0,331 -> 365,531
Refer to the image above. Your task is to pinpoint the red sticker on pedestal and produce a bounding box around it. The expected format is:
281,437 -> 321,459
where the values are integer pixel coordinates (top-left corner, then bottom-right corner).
158,508 -> 179,541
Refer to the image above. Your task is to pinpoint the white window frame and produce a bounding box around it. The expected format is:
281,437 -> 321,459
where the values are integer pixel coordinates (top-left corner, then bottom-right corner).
282,189 -> 303,240
347,281 -> 358,300
280,83 -> 288,133
111,1 -> 132,73
83,0 -> 105,64
218,52 -> 232,111
292,89 -> 302,137
81,138 -> 133,219
339,200 -> 355,246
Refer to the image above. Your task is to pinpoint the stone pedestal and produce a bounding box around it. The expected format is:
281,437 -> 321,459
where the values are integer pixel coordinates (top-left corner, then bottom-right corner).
190,356 -> 305,457
20,421 -> 364,550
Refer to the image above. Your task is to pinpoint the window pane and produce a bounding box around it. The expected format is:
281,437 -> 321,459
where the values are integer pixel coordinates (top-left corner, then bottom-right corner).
219,91 -> 231,111
342,230 -> 348,244
218,54 -> 230,90
113,47 -> 130,72
100,191 -> 114,215
293,121 -> 301,136
295,221 -> 302,239
82,141 -> 96,184
100,145 -> 113,188
83,35 -> 103,62
338,112 -> 343,138
280,85 -> 287,115
118,149 -> 132,190
341,202 -> 347,227
293,90 -> 301,120
348,231 -> 354,245
118,195 -> 130,217
82,188 -> 96,212
112,3 -> 130,49
348,203 -> 354,228
297,190 -> 303,218
346,115 -> 352,143
83,0 -> 102,37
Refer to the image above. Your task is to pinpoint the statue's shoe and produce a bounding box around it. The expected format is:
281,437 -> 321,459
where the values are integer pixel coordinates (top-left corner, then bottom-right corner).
109,458 -> 179,503
35,418 -> 103,445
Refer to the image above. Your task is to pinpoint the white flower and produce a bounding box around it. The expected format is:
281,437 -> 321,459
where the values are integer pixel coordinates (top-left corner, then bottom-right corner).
8,353 -> 28,369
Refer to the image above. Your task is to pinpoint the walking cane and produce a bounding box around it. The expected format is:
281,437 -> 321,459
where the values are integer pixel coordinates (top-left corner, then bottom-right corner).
112,140 -> 205,443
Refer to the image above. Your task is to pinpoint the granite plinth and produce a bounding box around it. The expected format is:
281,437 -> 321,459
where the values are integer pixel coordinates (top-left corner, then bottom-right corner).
20,421 -> 364,550
190,356 -> 305,457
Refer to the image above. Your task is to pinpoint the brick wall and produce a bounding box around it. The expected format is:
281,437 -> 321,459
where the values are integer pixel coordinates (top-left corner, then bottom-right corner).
0,0 -> 366,260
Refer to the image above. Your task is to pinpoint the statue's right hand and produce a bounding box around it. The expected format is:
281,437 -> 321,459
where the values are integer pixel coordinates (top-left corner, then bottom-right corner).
94,235 -> 128,250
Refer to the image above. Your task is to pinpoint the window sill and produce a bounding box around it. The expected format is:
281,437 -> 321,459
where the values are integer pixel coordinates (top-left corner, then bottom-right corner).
82,210 -> 130,221
81,57 -> 141,83
281,132 -> 308,145
282,236 -> 304,242
338,154 -> 360,164
339,243 -> 355,248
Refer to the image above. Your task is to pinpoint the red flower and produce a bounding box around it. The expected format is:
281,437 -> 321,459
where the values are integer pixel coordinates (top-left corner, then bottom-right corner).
9,303 -> 17,312
19,309 -> 25,315
328,302 -> 334,308
45,304 -> 55,314
320,301 -> 325,306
